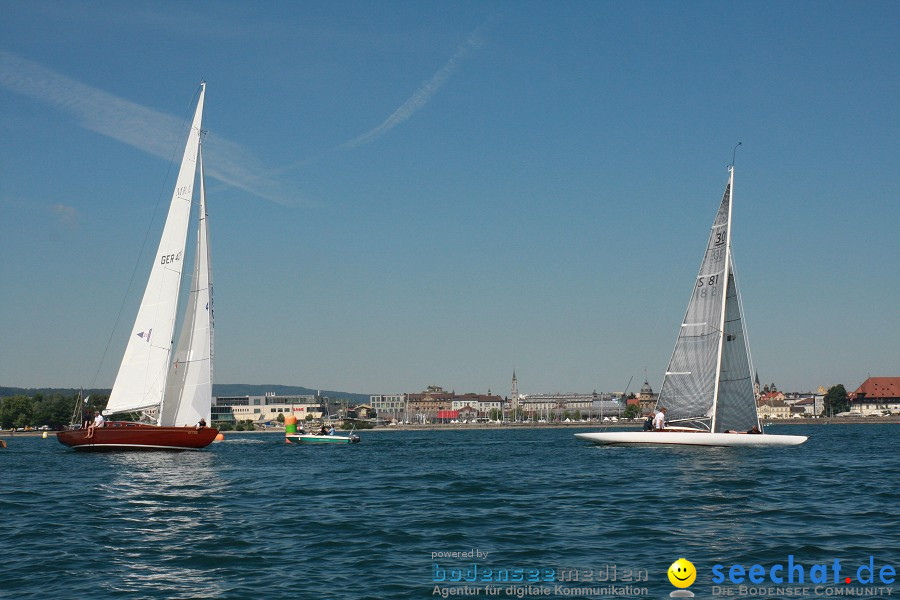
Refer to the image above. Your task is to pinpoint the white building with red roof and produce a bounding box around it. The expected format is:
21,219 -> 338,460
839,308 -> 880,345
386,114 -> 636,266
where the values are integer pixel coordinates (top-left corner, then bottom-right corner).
848,377 -> 900,415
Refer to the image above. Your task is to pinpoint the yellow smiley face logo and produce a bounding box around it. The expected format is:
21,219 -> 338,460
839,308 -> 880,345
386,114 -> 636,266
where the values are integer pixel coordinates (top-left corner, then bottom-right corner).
667,558 -> 696,588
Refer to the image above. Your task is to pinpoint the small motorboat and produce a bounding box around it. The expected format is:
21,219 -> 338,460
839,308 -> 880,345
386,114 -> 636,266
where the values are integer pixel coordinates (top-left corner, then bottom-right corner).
286,432 -> 360,445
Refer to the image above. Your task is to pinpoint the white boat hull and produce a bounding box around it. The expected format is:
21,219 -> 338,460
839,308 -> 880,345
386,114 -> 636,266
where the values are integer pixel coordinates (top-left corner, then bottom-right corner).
575,431 -> 807,447
286,433 -> 360,444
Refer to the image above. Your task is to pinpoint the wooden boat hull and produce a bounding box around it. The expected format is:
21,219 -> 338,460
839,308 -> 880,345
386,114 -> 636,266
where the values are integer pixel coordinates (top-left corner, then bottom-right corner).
574,431 -> 807,447
285,433 -> 360,444
57,422 -> 219,451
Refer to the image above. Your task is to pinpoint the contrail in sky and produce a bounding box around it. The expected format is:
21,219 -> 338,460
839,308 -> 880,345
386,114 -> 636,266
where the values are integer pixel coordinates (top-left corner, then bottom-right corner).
2,15 -> 495,201
258,16 -> 498,178
341,16 -> 496,149
0,51 -> 295,206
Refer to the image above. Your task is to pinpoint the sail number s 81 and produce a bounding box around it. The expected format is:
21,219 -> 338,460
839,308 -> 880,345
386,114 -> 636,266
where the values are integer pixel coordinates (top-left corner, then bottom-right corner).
697,274 -> 720,298
697,275 -> 719,287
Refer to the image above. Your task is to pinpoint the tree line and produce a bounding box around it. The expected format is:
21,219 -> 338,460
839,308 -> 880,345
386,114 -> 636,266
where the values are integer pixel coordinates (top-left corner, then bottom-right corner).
0,393 -> 109,430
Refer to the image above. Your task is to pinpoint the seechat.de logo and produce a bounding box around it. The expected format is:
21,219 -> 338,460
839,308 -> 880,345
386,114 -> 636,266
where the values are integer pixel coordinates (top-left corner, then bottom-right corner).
711,555 -> 896,586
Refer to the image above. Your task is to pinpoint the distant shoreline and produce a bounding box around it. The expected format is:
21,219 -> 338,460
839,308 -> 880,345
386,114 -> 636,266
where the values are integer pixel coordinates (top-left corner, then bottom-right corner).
330,416 -> 900,432
5,416 -> 896,438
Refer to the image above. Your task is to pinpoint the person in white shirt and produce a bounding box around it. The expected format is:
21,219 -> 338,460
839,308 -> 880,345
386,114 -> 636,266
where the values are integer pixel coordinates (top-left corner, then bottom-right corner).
653,407 -> 667,431
86,411 -> 105,439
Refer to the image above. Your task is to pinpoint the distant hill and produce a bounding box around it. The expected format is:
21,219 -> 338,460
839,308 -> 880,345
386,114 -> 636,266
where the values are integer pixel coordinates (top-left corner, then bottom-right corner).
0,387 -> 107,398
212,384 -> 371,405
1,384 -> 371,405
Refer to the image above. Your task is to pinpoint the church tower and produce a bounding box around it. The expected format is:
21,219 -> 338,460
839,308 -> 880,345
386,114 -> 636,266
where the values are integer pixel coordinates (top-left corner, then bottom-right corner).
639,379 -> 655,414
754,371 -> 761,398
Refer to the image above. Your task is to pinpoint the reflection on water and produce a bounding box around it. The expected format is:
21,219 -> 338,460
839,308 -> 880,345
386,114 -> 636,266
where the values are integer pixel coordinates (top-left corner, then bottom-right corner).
87,451 -> 227,598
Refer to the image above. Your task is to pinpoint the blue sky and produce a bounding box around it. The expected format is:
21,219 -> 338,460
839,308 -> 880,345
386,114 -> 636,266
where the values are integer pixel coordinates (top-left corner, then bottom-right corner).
1,1 -> 897,397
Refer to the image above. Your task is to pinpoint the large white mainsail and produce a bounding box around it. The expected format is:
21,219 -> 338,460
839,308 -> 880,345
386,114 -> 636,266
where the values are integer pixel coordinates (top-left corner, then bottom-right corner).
655,167 -> 759,433
160,143 -> 214,427
105,84 -> 206,417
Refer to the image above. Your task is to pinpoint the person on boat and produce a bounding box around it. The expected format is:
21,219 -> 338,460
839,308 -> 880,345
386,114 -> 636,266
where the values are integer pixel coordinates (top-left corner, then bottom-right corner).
328,425 -> 336,435
642,412 -> 654,431
196,418 -> 207,429
653,407 -> 667,431
319,423 -> 328,436
726,425 -> 762,434
86,411 -> 105,439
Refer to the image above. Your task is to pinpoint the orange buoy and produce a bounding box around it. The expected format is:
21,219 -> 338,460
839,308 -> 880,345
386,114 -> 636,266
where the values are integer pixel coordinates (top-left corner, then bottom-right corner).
284,415 -> 297,442
214,433 -> 225,442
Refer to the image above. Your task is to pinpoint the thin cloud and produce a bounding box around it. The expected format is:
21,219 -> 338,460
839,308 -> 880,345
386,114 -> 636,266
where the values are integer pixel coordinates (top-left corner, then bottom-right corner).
0,51 -> 297,206
51,203 -> 79,227
342,16 -> 496,149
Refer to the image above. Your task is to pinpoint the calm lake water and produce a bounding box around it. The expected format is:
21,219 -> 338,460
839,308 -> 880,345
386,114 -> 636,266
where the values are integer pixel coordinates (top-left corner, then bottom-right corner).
1,424 -> 897,599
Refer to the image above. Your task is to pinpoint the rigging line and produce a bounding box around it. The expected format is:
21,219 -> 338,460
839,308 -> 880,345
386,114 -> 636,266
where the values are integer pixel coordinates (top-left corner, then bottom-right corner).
88,84 -> 205,391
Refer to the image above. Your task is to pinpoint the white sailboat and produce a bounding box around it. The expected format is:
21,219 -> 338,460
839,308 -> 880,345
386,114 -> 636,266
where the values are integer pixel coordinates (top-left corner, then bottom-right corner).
576,165 -> 806,447
58,83 -> 219,450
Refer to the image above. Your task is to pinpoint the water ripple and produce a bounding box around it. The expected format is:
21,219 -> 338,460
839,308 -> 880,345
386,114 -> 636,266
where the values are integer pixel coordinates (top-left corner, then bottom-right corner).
0,425 -> 897,598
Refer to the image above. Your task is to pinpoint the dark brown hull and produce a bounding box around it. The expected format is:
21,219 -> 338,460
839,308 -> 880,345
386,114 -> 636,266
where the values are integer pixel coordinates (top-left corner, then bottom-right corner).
56,422 -> 219,451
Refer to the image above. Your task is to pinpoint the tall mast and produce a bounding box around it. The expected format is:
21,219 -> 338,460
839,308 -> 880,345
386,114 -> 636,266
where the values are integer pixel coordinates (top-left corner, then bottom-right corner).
709,166 -> 735,432
201,139 -> 214,418
160,92 -> 214,427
